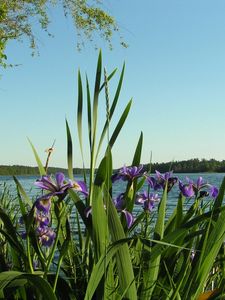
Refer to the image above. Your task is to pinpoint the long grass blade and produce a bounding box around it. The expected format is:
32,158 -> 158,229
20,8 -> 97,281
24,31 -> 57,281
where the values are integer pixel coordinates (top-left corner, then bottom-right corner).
13,176 -> 32,208
132,131 -> 143,166
96,64 -> 125,158
107,194 -> 137,299
0,271 -> 57,300
92,50 -> 102,146
65,119 -> 73,180
141,185 -> 168,299
109,99 -> 132,149
99,68 -> 117,91
86,74 -> 92,150
84,238 -> 130,300
77,69 -> 84,163
68,189 -> 91,232
27,138 -> 46,176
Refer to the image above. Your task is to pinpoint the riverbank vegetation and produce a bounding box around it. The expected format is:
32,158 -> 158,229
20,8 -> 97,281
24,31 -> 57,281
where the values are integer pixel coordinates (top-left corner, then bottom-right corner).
1,158 -> 225,176
0,53 -> 225,299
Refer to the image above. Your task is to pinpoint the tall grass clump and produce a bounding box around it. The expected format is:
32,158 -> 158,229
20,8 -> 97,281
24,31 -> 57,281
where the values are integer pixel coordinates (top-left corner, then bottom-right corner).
0,51 -> 225,299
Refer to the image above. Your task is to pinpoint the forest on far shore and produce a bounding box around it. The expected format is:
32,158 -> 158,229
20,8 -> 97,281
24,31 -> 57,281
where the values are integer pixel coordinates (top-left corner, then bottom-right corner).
0,158 -> 225,176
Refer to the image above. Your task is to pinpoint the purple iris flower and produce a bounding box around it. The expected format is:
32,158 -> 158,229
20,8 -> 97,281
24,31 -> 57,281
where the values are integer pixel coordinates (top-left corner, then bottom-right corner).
209,185 -> 219,198
35,172 -> 88,200
84,203 -> 107,218
113,193 -> 134,227
136,191 -> 160,212
71,180 -> 88,197
35,210 -> 50,227
155,170 -> 178,192
121,210 -> 134,229
147,176 -> 162,191
85,193 -> 134,229
179,176 -> 218,198
112,165 -> 145,183
147,170 -> 178,192
113,193 -> 126,211
179,181 -> 195,197
35,198 -> 51,214
36,226 -> 56,247
155,170 -> 172,181
35,173 -> 73,200
21,232 -> 27,240
84,206 -> 92,218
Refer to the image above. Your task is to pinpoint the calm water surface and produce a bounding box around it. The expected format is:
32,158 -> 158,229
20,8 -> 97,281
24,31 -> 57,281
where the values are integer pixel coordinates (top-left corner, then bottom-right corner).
0,173 -> 224,218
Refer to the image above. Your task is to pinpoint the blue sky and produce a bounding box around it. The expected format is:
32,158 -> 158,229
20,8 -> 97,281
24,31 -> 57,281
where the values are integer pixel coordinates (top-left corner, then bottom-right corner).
1,0 -> 225,168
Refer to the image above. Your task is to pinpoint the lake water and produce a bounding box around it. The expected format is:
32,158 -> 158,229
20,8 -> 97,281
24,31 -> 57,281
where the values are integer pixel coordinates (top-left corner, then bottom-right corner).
1,173 -> 224,209
0,173 -> 224,234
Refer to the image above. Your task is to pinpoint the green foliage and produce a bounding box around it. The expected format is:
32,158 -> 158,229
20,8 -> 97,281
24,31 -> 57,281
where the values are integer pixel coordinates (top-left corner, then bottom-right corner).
152,158 -> 225,173
0,165 -> 82,175
1,53 -> 225,300
0,0 -> 126,68
0,0 -> 50,67
1,157 -> 225,175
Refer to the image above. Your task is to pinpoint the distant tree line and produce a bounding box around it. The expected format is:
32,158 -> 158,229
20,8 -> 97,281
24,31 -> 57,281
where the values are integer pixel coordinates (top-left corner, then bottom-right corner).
0,165 -> 87,176
1,159 -> 225,176
146,158 -> 225,173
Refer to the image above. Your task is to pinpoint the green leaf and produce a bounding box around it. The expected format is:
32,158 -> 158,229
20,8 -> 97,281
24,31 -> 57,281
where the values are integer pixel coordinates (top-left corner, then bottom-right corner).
165,194 -> 185,234
84,240 -> 124,300
27,138 -> 46,176
86,74 -> 92,150
47,274 -> 77,300
141,185 -> 168,299
108,64 -> 125,119
77,69 -> 84,162
96,64 -> 125,158
0,229 -> 26,261
190,207 -> 225,298
154,185 -> 168,240
68,189 -> 91,232
99,68 -> 117,91
65,119 -> 73,180
175,193 -> 184,229
94,152 -> 112,187
107,194 -> 137,299
92,50 -> 102,145
0,271 -> 57,300
0,271 -> 22,298
0,207 -> 23,249
132,131 -> 143,166
212,176 -> 225,218
183,178 -> 225,299
92,185 -> 108,261
13,176 -> 32,208
109,99 -> 132,149
85,236 -> 136,300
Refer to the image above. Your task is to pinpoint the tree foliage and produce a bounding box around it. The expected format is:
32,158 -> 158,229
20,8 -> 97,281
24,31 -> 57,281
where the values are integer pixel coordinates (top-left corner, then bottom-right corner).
0,165 -> 87,175
148,158 -> 225,173
1,158 -> 225,175
0,0 -> 125,68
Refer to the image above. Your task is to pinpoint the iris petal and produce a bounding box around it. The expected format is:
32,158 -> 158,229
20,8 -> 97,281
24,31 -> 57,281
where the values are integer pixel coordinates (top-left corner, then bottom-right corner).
197,177 -> 204,189
35,176 -> 56,192
55,172 -> 65,188
209,185 -> 219,198
122,210 -> 134,229
74,181 -> 88,196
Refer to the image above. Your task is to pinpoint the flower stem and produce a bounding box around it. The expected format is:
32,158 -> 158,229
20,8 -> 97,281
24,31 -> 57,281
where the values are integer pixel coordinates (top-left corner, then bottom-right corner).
44,220 -> 61,279
53,254 -> 63,292
27,236 -> 34,273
